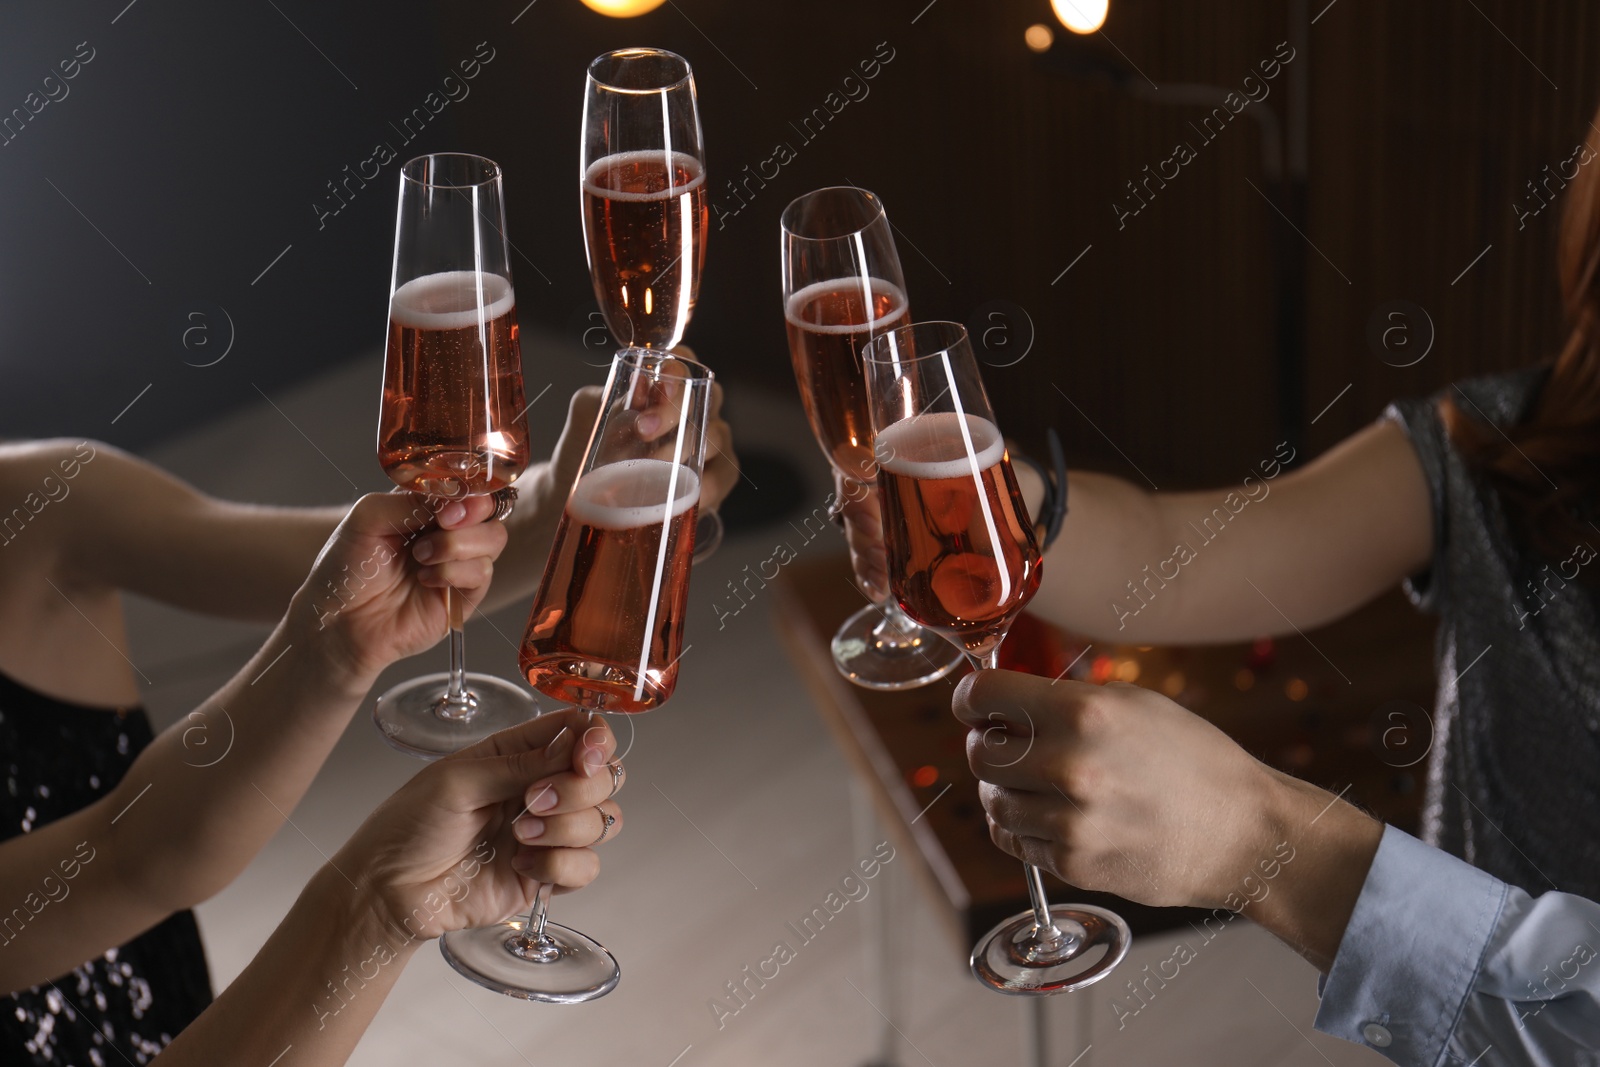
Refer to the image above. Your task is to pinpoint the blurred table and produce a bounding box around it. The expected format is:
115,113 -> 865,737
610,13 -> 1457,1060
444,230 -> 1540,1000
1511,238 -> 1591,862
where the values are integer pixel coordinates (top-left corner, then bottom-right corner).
771,553 -> 1435,1066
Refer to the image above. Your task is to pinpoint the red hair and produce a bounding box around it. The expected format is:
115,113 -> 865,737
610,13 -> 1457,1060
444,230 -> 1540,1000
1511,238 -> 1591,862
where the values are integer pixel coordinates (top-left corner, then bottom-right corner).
1444,108 -> 1600,570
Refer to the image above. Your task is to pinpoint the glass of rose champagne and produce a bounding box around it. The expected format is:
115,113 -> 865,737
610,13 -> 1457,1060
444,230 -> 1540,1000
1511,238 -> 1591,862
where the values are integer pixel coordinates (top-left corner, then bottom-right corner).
581,47 -> 722,561
438,348 -> 712,1001
863,321 -> 1131,994
781,186 -> 964,690
373,153 -> 538,760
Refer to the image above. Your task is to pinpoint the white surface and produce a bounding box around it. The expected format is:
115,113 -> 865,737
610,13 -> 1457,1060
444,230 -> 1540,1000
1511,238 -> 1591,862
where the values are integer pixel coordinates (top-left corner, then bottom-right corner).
124,330 -> 1383,1066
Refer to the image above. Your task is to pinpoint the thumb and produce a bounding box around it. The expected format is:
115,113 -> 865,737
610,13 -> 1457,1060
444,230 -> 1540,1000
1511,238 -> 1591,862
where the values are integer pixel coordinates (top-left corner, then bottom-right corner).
552,386 -> 604,484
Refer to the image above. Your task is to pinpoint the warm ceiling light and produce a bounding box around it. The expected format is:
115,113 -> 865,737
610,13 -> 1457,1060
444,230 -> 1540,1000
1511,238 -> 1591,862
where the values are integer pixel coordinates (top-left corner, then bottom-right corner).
579,0 -> 669,16
1024,23 -> 1055,52
1051,0 -> 1108,34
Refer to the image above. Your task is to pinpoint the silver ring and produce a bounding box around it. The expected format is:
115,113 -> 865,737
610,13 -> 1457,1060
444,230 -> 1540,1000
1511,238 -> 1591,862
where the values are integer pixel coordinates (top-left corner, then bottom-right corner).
606,760 -> 624,800
490,486 -> 519,522
593,806 -> 616,845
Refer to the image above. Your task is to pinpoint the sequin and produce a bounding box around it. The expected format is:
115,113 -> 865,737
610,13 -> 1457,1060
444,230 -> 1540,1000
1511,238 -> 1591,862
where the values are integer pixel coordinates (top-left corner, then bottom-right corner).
1389,367 -> 1600,898
0,672 -> 212,1062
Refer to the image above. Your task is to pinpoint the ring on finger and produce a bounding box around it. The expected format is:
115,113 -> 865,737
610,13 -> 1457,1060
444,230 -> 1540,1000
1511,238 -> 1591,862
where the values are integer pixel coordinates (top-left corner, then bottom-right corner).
606,759 -> 625,800
592,805 -> 617,846
490,486 -> 519,522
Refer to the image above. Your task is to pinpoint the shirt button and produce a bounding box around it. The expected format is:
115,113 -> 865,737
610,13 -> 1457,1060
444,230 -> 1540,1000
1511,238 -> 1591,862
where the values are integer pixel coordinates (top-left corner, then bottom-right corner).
1362,1022 -> 1393,1048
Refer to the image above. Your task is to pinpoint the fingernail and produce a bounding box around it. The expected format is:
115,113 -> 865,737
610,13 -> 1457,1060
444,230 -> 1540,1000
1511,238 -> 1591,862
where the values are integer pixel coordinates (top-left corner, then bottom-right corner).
413,539 -> 434,563
636,413 -> 660,437
528,785 -> 560,813
513,815 -> 546,842
439,502 -> 467,526
581,746 -> 606,777
512,851 -> 539,872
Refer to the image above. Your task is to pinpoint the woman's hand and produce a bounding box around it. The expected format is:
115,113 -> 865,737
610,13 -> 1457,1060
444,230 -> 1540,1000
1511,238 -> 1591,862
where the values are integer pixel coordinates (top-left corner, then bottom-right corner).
291,491 -> 508,683
338,708 -> 623,942
954,669 -> 1287,910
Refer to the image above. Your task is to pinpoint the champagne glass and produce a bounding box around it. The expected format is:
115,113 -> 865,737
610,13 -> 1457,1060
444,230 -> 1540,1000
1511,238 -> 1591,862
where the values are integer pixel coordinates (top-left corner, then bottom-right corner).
581,47 -> 722,561
863,321 -> 1131,994
439,348 -> 713,1001
373,153 -> 539,760
781,186 -> 964,690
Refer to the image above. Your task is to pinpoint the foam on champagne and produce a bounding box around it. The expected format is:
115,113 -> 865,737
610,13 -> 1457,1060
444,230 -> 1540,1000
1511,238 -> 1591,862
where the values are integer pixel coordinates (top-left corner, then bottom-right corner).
567,458 -> 701,530
784,278 -> 908,335
389,270 -> 515,331
875,412 -> 1004,480
583,150 -> 705,201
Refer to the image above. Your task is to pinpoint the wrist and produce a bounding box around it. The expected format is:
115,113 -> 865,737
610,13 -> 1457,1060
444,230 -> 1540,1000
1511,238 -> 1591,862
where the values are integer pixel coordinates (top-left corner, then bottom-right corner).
302,864 -> 424,970
1246,769 -> 1384,970
281,589 -> 383,700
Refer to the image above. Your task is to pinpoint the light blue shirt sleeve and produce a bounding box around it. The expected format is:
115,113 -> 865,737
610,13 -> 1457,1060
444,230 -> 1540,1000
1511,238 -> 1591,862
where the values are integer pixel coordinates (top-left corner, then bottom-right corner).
1315,825 -> 1600,1065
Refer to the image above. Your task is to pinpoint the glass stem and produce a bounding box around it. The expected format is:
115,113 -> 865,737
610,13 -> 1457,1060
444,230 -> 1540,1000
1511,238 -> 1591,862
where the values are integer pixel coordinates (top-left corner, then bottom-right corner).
970,647 -> 1066,946
523,881 -> 555,948
437,587 -> 475,721
870,600 -> 925,652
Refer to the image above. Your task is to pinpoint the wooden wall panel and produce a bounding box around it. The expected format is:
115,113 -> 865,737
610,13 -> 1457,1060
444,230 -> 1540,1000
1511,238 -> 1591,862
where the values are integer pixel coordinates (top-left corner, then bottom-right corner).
456,0 -> 1595,488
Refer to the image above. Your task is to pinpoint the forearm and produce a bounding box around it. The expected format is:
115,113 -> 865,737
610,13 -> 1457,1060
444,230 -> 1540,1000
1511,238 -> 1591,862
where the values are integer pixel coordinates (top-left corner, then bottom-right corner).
157,867 -> 419,1066
1031,470 -> 1203,640
138,503 -> 345,622
113,599 -> 377,909
1244,770 -> 1384,972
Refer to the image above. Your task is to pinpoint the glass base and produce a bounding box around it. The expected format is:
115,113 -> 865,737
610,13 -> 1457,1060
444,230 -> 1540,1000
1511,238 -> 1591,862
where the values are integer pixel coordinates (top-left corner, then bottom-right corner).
693,509 -> 724,563
373,672 -> 539,760
831,603 -> 965,691
970,903 -> 1131,995
439,918 -> 620,1003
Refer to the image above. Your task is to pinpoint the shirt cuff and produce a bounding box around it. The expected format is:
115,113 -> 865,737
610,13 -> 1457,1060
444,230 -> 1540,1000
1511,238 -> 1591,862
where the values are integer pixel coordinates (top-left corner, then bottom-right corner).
1314,825 -> 1508,1064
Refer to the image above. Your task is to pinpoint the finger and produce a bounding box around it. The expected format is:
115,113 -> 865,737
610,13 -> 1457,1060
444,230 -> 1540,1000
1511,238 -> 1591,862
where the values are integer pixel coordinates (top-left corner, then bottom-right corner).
519,750 -> 620,819
952,668 -> 1096,736
411,520 -> 509,566
416,557 -> 493,591
435,494 -> 499,529
978,782 -> 1070,841
965,725 -> 1065,792
629,361 -> 689,439
551,387 -> 605,482
987,816 -> 1059,874
573,714 -> 618,778
431,709 -> 593,809
513,799 -> 624,848
510,846 -> 601,890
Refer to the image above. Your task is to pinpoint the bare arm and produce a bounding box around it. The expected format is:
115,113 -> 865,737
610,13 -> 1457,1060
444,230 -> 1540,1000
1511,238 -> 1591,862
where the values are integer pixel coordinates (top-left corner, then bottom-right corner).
0,491 -> 506,994
1038,420 -> 1433,642
4,438 -> 347,624
840,418 -> 1434,644
157,709 -> 622,1065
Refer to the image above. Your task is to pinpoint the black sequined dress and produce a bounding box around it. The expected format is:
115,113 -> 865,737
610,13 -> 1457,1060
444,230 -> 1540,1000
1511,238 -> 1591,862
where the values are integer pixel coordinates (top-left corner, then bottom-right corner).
0,672 -> 212,1064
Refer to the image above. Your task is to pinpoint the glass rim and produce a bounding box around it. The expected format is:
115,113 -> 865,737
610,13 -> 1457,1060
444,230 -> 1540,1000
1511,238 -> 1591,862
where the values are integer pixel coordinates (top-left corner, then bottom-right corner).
861,320 -> 970,365
400,153 -> 503,190
780,185 -> 888,243
587,47 -> 694,94
614,346 -> 715,385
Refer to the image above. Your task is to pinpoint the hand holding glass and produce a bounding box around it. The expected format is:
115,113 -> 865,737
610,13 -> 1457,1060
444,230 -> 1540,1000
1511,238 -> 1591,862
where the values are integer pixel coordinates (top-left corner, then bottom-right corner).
863,321 -> 1130,994
373,153 -> 538,759
439,348 -> 712,1002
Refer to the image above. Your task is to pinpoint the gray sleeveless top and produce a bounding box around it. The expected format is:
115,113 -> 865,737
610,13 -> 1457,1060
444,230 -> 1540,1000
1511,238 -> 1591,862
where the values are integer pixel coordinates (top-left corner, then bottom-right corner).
1387,367 -> 1600,899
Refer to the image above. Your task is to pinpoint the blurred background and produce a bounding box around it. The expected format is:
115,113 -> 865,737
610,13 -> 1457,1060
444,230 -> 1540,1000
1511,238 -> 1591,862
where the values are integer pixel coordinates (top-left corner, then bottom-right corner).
2,1 -> 1590,1064
5,0 -> 1595,478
